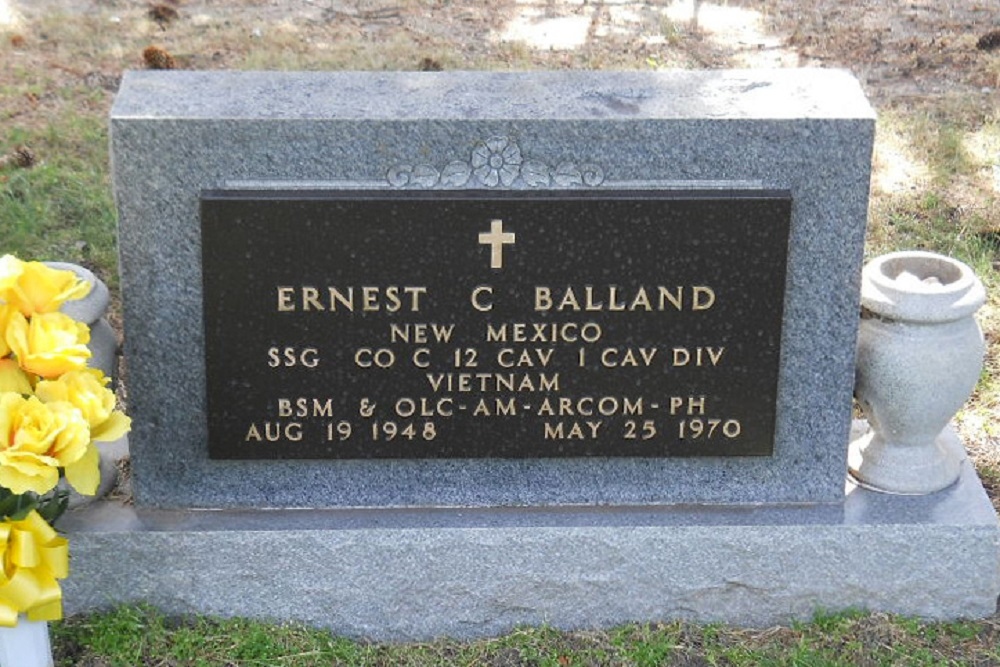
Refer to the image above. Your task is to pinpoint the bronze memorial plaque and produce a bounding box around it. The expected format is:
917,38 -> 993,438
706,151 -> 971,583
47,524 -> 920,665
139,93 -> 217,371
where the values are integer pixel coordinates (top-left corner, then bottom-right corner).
200,190 -> 791,459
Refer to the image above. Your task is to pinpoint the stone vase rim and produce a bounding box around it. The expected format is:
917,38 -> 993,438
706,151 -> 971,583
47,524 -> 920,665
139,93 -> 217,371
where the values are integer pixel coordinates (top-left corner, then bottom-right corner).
860,250 -> 985,323
42,260 -> 110,325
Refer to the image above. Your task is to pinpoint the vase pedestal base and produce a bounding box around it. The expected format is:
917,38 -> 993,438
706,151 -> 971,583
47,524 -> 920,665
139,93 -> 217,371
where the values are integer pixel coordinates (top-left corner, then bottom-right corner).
848,425 -> 967,495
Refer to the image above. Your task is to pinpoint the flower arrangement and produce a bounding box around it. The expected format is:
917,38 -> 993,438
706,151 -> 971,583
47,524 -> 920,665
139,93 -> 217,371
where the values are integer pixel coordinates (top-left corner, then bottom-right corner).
0,255 -> 130,627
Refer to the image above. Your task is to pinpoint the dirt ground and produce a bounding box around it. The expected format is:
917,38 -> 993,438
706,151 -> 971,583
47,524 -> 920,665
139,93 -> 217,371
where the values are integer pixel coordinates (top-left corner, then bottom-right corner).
2,1 -> 997,210
2,0 -> 998,100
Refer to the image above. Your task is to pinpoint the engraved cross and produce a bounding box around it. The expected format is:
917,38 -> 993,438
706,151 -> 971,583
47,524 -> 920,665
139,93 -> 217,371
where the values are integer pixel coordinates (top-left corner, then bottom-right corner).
478,219 -> 516,270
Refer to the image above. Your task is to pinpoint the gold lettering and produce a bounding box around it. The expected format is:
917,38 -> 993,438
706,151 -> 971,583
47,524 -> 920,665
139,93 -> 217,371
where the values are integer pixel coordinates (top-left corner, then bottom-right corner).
328,287 -> 354,311
543,422 -> 565,439
608,285 -> 626,311
362,286 -> 379,311
584,286 -> 604,311
536,396 -> 643,417
472,286 -> 493,312
498,348 -> 554,368
535,286 -> 553,311
276,398 -> 334,418
389,324 -> 409,342
542,420 -> 602,439
558,287 -> 581,311
671,347 -> 725,367
486,322 -> 602,343
473,398 -> 518,416
630,287 -> 651,311
274,286 -> 427,313
302,286 -> 324,311
390,324 -> 454,344
384,286 -> 402,312
276,287 -> 295,311
533,286 -> 716,312
425,372 -> 560,392
245,422 -> 302,442
404,286 -> 427,312
659,286 -> 682,310
669,396 -> 707,415
496,373 -> 514,392
693,286 -> 716,310
486,323 -> 508,342
601,347 -> 658,368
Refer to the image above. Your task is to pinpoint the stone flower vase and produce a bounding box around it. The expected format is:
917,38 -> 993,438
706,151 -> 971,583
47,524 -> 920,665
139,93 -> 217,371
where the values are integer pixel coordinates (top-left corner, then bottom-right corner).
46,262 -> 124,505
45,262 -> 117,380
850,251 -> 986,494
0,617 -> 53,667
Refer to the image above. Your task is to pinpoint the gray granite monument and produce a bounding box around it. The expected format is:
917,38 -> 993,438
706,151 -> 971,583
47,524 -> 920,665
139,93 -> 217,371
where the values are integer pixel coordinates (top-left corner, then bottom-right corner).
61,69 -> 1000,639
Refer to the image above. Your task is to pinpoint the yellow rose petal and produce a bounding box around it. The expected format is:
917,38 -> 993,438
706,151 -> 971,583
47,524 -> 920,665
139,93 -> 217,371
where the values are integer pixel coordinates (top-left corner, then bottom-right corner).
6,311 -> 91,379
93,411 -> 131,442
45,403 -> 91,467
0,452 -> 60,495
36,369 -> 129,441
4,394 -> 60,456
0,359 -> 33,395
0,259 -> 90,317
0,395 -> 92,494
64,441 -> 100,496
38,369 -> 110,422
0,255 -> 25,293
0,305 -> 15,358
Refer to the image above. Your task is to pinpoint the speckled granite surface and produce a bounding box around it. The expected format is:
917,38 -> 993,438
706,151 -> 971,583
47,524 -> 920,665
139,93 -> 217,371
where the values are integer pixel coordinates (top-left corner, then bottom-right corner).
62,447 -> 999,638
111,70 -> 875,508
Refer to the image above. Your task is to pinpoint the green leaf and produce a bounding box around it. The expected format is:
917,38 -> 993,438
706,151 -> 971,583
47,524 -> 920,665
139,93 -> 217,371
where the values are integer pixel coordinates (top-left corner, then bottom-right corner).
0,491 -> 41,520
37,488 -> 70,525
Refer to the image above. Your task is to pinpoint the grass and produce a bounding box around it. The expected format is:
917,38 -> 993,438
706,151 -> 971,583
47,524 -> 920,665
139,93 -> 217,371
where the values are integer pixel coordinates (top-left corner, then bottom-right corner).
0,113 -> 118,285
49,605 -> 1000,666
867,98 -> 1000,428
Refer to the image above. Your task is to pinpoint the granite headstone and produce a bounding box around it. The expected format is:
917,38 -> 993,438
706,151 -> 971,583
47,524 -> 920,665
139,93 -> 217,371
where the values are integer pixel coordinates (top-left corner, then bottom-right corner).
111,69 -> 870,508
59,70 -> 999,638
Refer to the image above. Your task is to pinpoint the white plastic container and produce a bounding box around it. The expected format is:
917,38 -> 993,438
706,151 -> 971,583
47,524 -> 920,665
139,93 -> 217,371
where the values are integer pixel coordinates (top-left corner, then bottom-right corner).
0,618 -> 53,667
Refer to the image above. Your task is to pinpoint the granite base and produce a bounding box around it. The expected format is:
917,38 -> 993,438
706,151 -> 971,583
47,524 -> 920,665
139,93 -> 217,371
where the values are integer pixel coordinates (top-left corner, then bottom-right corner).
61,456 -> 999,640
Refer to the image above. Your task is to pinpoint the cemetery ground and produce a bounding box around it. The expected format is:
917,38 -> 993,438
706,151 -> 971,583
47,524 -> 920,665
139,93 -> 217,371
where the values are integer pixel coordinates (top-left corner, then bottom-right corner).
1,0 -> 1000,664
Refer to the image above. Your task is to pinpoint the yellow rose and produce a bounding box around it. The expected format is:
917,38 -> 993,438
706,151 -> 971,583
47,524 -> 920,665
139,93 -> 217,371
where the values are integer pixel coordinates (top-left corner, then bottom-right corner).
36,369 -> 131,442
0,304 -> 15,358
0,509 -> 69,626
0,255 -> 90,317
5,311 -> 91,379
0,358 -> 33,395
0,394 -> 91,495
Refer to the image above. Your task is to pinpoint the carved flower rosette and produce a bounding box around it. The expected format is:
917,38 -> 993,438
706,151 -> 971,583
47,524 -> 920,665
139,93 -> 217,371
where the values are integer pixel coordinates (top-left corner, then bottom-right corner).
387,136 -> 604,189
